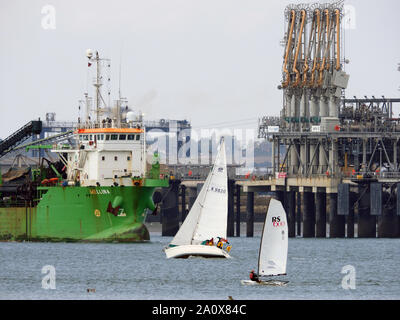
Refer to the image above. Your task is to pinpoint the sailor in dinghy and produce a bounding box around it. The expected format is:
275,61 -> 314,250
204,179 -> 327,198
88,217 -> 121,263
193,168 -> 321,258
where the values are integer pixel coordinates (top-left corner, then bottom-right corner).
164,138 -> 231,259
242,197 -> 289,286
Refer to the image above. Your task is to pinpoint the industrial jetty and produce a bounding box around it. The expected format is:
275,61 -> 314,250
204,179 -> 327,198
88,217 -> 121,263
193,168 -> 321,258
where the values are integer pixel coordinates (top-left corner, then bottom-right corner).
0,50 -> 168,242
158,1 -> 400,240
255,1 -> 400,238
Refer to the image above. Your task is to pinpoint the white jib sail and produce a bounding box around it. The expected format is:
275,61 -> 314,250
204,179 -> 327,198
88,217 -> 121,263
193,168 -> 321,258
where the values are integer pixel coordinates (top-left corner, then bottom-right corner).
258,198 -> 288,277
169,138 -> 228,246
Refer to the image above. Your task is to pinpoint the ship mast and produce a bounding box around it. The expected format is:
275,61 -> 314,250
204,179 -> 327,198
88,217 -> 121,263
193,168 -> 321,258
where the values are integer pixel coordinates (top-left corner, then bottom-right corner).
86,49 -> 111,127
95,51 -> 101,124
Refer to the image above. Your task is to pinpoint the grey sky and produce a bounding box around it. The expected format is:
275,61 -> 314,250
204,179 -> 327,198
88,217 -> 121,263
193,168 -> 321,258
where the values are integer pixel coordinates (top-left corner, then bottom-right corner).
0,0 -> 399,139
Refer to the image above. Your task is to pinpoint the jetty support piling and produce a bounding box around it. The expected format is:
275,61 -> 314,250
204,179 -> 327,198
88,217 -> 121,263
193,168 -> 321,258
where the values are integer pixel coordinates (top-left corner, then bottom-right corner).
180,184 -> 187,222
235,185 -> 241,237
347,191 -> 355,238
358,186 -> 376,238
328,193 -> 345,238
246,192 -> 254,237
286,190 -> 296,238
315,192 -> 327,238
161,180 -> 180,237
376,183 -> 396,238
296,192 -> 302,236
227,179 -> 235,237
302,191 -> 315,238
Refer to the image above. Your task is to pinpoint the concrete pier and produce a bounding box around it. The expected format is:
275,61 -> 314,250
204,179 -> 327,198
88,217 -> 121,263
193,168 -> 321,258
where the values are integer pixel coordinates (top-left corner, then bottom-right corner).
358,187 -> 376,238
246,192 -> 254,237
302,192 -> 316,238
188,187 -> 197,212
347,196 -> 355,238
338,183 -> 353,238
328,193 -> 345,238
286,190 -> 296,237
378,205 -> 397,238
235,185 -> 241,237
161,180 -> 180,236
377,185 -> 397,238
180,184 -> 187,222
227,180 -> 235,237
315,192 -> 326,238
296,192 -> 302,236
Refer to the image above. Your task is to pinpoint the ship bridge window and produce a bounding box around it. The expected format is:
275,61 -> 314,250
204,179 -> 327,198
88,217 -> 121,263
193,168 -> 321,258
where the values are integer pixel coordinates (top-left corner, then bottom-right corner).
83,135 -> 89,141
105,135 -> 110,141
111,134 -> 118,140
136,134 -> 140,141
119,134 -> 126,140
98,134 -> 104,141
89,135 -> 93,141
79,135 -> 83,140
127,134 -> 135,140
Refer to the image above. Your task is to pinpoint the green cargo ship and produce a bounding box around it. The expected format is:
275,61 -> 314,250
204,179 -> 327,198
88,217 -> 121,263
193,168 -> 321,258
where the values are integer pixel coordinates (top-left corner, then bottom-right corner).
0,50 -> 168,242
0,174 -> 167,242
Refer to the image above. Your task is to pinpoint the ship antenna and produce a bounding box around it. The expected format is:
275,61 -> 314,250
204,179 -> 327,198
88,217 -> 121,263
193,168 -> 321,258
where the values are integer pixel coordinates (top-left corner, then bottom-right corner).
118,42 -> 124,100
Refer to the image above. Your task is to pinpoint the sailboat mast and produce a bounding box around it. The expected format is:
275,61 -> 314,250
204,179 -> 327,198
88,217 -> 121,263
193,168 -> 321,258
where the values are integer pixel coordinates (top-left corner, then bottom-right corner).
190,138 -> 225,244
257,203 -> 268,276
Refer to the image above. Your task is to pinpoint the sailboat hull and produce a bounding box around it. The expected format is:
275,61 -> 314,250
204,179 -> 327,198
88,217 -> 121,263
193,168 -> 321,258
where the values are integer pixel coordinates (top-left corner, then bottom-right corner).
240,280 -> 288,286
164,245 -> 231,259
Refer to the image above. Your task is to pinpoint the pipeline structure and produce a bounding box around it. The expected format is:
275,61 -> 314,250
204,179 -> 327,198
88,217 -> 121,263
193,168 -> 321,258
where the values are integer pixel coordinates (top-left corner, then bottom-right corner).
253,2 -> 400,238
280,2 -> 348,134
122,2 -> 400,240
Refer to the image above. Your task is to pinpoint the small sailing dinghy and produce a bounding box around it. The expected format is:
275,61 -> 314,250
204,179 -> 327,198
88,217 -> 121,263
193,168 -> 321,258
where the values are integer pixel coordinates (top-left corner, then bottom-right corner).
241,198 -> 288,286
164,138 -> 231,259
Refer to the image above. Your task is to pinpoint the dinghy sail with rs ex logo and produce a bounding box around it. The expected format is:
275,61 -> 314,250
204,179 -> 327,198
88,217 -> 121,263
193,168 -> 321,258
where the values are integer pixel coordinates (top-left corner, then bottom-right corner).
241,198 -> 288,285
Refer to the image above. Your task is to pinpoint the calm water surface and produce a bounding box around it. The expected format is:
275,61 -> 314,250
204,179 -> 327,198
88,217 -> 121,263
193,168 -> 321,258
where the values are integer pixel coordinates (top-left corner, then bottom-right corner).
0,231 -> 399,300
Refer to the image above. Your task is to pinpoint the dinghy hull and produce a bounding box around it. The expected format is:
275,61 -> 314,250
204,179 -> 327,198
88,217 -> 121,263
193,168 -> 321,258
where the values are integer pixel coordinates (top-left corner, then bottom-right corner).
240,280 -> 288,286
165,245 -> 231,259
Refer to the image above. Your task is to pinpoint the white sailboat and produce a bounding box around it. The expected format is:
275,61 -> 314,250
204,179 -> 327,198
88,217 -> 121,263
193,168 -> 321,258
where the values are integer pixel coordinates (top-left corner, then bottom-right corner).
241,198 -> 288,286
164,138 -> 231,259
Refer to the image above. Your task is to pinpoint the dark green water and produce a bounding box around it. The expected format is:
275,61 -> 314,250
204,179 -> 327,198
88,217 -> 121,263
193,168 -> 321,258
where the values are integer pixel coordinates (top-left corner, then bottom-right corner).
0,234 -> 399,299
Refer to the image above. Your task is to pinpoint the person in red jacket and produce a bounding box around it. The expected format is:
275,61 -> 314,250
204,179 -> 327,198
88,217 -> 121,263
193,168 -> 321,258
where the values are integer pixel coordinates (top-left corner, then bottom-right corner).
249,270 -> 260,283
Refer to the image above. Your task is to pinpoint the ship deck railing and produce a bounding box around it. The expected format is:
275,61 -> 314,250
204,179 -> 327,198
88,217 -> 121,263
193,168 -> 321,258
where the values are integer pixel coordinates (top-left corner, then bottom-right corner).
76,122 -> 143,130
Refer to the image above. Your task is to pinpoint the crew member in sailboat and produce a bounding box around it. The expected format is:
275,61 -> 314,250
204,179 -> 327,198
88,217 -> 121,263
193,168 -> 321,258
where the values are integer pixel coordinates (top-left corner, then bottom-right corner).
249,270 -> 260,283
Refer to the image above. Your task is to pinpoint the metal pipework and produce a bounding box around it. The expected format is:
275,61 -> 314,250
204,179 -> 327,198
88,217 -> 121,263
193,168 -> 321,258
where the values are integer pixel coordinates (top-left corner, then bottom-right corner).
310,9 -> 322,87
292,9 -> 306,87
282,10 -> 296,88
302,10 -> 319,86
334,9 -> 341,71
318,9 -> 331,87
302,10 -> 318,87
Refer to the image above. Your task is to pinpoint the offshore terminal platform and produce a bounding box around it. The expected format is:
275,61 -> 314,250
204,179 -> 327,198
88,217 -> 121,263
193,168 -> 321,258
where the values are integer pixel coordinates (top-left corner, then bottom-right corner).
252,1 -> 400,238
141,1 -> 400,239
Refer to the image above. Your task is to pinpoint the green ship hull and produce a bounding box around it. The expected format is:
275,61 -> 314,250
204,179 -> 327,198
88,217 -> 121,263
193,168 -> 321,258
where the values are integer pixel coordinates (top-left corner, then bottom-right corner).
0,179 -> 168,242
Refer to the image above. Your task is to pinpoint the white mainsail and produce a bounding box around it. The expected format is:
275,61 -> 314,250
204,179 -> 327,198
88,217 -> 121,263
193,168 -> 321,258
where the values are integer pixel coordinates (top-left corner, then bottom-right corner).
169,138 -> 228,246
258,198 -> 288,277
